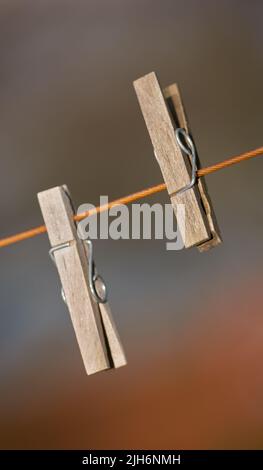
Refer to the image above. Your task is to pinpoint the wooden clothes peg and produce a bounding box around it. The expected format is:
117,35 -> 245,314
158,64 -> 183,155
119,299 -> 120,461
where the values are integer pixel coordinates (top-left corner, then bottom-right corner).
134,72 -> 221,251
38,185 -> 126,375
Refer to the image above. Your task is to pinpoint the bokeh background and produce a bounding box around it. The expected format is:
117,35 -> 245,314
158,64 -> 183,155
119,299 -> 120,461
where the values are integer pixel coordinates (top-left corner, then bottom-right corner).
0,0 -> 263,450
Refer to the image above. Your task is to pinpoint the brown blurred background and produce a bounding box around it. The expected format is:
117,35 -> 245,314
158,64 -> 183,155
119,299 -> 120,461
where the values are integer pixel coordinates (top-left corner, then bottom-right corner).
0,0 -> 263,449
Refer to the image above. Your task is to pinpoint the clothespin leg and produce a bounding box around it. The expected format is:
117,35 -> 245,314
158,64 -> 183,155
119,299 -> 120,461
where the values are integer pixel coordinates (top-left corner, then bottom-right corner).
99,302 -> 127,369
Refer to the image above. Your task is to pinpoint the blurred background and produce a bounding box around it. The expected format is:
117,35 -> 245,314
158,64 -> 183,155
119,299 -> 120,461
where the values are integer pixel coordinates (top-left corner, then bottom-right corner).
0,0 -> 263,450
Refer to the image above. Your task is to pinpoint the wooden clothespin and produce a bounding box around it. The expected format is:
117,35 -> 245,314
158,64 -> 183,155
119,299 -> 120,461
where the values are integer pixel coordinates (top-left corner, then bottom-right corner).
134,72 -> 221,251
38,185 -> 126,375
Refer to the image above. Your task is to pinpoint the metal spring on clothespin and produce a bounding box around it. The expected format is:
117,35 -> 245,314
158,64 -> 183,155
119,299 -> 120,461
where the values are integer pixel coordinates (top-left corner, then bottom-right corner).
49,239 -> 108,305
175,128 -> 197,195
153,127 -> 197,197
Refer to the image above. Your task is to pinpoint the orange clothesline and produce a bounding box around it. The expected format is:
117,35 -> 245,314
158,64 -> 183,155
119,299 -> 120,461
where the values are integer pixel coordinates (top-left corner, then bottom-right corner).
0,145 -> 263,249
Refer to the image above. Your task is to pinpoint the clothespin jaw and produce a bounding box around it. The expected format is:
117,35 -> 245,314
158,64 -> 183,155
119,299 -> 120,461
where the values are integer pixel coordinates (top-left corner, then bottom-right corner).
38,185 -> 126,375
134,72 -> 221,251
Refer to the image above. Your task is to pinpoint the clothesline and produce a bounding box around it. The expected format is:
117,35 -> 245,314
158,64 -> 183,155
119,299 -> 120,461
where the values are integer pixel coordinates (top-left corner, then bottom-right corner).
0,145 -> 262,249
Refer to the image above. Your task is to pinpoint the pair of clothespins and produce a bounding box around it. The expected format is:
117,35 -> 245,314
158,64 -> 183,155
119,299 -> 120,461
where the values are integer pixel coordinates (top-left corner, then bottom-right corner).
38,71 -> 221,376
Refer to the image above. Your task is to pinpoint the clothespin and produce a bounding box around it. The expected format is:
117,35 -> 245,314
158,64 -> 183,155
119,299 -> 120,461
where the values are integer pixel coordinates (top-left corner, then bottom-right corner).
38,185 -> 127,375
134,72 -> 221,251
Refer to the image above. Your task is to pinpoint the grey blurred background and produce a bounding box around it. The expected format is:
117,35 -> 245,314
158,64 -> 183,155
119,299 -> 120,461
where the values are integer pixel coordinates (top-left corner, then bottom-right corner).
0,0 -> 263,449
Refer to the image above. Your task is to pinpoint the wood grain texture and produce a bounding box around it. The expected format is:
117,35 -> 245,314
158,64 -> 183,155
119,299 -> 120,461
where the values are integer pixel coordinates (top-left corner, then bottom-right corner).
134,72 -> 211,249
38,185 -> 126,375
164,83 -> 222,251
